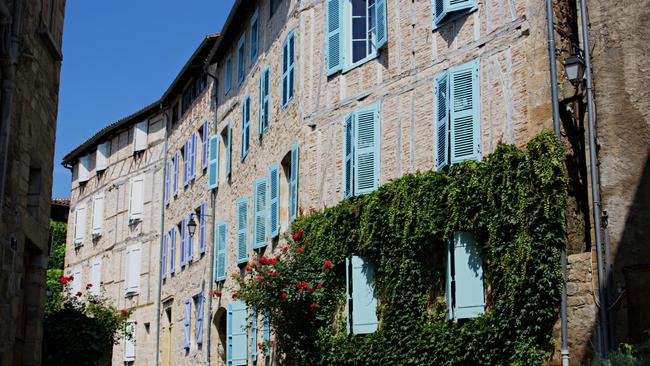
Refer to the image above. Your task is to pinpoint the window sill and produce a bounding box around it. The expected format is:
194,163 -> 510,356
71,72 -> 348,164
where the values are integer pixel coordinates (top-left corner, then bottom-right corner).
342,51 -> 379,74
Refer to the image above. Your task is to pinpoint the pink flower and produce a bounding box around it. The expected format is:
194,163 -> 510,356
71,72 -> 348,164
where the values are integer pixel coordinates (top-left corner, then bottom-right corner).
76,291 -> 82,297
86,283 -> 93,289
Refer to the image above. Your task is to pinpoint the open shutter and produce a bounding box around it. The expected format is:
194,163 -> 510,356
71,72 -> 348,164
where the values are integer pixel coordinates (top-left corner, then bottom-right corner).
225,122 -> 232,177
289,144 -> 299,222
261,67 -> 270,135
96,142 -> 109,171
269,165 -> 280,238
228,301 -> 248,366
124,322 -> 136,361
208,136 -> 220,189
162,234 -> 168,280
447,0 -> 475,14
263,312 -> 270,344
343,114 -> 354,198
134,120 -> 148,152
187,214 -> 193,262
327,0 -> 343,75
353,104 -> 380,195
165,160 -> 171,205
89,257 -> 101,296
259,69 -> 264,139
92,192 -> 104,236
197,291 -> 204,345
173,152 -> 179,195
215,222 -> 227,281
202,121 -> 209,171
191,132 -> 197,180
78,155 -> 90,183
251,307 -> 258,361
225,56 -> 232,94
375,0 -> 388,49
129,175 -> 145,222
180,219 -> 186,267
433,0 -> 447,25
346,256 -> 379,334
237,198 -> 249,264
200,202 -> 206,254
253,178 -> 268,248
170,228 -> 176,274
449,60 -> 480,164
435,72 -> 450,170
183,140 -> 189,187
250,10 -> 259,62
125,244 -> 141,295
451,232 -> 485,319
184,299 -> 191,349
241,96 -> 251,160
74,203 -> 86,246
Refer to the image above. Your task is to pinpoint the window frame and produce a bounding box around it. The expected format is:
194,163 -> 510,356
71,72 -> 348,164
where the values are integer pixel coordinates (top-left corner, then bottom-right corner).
250,9 -> 260,63
281,29 -> 296,110
224,55 -> 233,95
237,35 -> 247,86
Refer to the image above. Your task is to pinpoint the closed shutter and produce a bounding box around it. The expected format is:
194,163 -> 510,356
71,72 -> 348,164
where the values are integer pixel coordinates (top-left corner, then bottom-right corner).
346,256 -> 379,334
180,220 -> 186,267
170,228 -> 176,274
375,0 -> 388,49
253,178 -> 268,248
241,96 -> 251,160
173,152 -> 179,195
227,301 -> 248,366
263,312 -> 270,343
208,135 -> 220,189
78,155 -> 90,183
225,122 -> 232,177
343,114 -> 354,198
129,175 -> 145,222
71,265 -> 82,295
92,192 -> 104,236
449,60 -> 480,164
237,198 -> 249,264
165,160 -> 171,205
134,120 -> 148,152
214,222 -> 227,282
327,0 -> 343,75
162,233 -> 168,279
184,298 -> 191,349
225,56 -> 232,94
250,10 -> 259,62
269,165 -> 280,238
353,104 -> 380,195
125,244 -> 141,296
289,144 -> 299,222
451,231 -> 485,319
74,203 -> 86,246
96,142 -> 110,171
197,291 -> 204,345
187,214 -> 193,262
199,202 -> 206,254
251,307 -> 258,361
124,321 -> 136,361
202,121 -> 209,171
89,257 -> 101,296
435,72 -> 450,170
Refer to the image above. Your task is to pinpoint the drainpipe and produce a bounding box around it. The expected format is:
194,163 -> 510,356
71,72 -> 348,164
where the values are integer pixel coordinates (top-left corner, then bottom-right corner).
578,0 -> 609,353
544,1 -> 570,365
154,107 -> 169,366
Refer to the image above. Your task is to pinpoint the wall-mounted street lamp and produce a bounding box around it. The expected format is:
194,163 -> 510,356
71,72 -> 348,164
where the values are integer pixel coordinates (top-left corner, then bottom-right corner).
187,213 -> 198,238
564,45 -> 585,83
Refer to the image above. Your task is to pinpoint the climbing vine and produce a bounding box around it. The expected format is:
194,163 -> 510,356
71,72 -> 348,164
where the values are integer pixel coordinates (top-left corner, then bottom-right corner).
236,131 -> 567,365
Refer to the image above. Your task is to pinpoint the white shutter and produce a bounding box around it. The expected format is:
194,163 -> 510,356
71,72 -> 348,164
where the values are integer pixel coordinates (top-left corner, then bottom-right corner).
133,121 -> 148,152
74,203 -> 87,246
92,192 -> 104,236
125,244 -> 141,296
78,155 -> 90,183
96,142 -> 110,171
70,265 -> 82,295
124,321 -> 136,361
89,257 -> 102,296
129,175 -> 145,222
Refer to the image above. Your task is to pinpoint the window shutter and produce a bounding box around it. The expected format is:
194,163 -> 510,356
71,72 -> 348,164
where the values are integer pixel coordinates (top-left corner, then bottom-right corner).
451,231 -> 485,319
281,32 -> 295,107
347,256 -> 379,334
134,120 -> 148,152
173,152 -> 179,195
449,60 -> 480,164
343,114 -> 354,199
259,67 -> 270,137
251,307 -> 258,361
269,165 -> 280,238
187,214 -> 193,262
237,35 -> 246,84
228,301 -> 248,366
191,132 -> 197,180
250,11 -> 259,62
165,160 -> 171,205
92,192 -> 104,236
184,298 -> 191,349
183,140 -> 189,187
435,72 -> 450,170
180,219 -> 186,267
237,198 -> 249,264
241,96 -> 251,160
289,144 -> 299,222
353,104 -> 380,195
215,222 -> 227,282
225,122 -> 232,177
202,121 -> 209,171
208,136 -> 220,189
170,228 -> 176,274
375,0 -> 388,49
74,203 -> 86,246
445,236 -> 453,320
433,0 -> 447,25
447,0 -> 475,14
78,155 -> 90,183
125,244 -> 141,295
89,257 -> 101,296
70,265 -> 82,295
327,0 -> 343,75
162,234 -> 168,279
199,202 -> 206,254
96,142 -> 109,171
197,291 -> 204,345
124,321 -> 136,361
129,175 -> 145,222
253,178 -> 268,249
225,56 -> 232,94
263,311 -> 270,344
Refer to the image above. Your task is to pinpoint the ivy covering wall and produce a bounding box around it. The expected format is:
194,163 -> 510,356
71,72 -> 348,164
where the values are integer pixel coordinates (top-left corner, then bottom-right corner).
236,131 -> 567,365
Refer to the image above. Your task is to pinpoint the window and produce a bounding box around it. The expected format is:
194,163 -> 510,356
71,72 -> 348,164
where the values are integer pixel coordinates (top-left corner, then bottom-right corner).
124,321 -> 136,361
208,135 -> 220,190
432,0 -> 475,27
78,155 -> 90,183
96,142 -> 109,171
343,102 -> 381,198
237,35 -> 246,85
190,132 -> 198,180
345,256 -> 379,334
268,165 -> 280,238
259,66 -> 271,138
196,291 -> 205,346
250,10 -> 259,63
169,227 -> 176,275
327,0 -> 387,75
227,301 -> 248,365
173,152 -> 180,196
124,243 -> 142,296
214,222 -> 227,282
134,120 -> 148,152
162,233 -> 168,280
89,257 -> 101,296
253,177 -> 268,249
236,198 -> 250,264
69,265 -> 82,295
221,122 -> 232,178
270,0 -> 282,18
129,174 -> 145,223
446,232 -> 485,320
91,192 -> 104,237
281,31 -> 295,108
241,95 -> 251,160
172,102 -> 180,126
182,142 -> 189,187
202,121 -> 209,171
435,59 -> 480,170
180,220 -> 186,268
73,202 -> 86,247
199,202 -> 206,254
184,298 -> 191,350
225,55 -> 232,95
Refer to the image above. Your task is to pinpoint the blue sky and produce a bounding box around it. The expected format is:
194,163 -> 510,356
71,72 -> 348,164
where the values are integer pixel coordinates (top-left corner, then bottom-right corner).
52,1 -> 235,198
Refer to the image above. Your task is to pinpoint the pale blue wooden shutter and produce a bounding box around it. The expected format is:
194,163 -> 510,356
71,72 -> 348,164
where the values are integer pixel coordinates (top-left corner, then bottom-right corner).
282,31 -> 295,108
199,202 -> 206,254
162,233 -> 167,279
241,96 -> 251,160
353,104 -> 380,195
173,152 -> 179,195
228,301 -> 248,366
250,12 -> 259,62
251,307 -> 258,361
184,298 -> 191,349
451,231 -> 485,319
187,214 -> 193,262
170,228 -> 176,274
180,221 -> 186,267
237,198 -> 249,264
327,0 -> 343,75
202,121 -> 209,171
164,161 -> 170,205
375,0 -> 387,49
433,0 -> 447,25
445,236 -> 453,320
262,312 -> 270,344
259,66 -> 270,139
208,136 -> 220,189
268,165 -> 280,238
450,60 -> 480,164
343,114 -> 354,198
346,256 -> 379,334
435,72 -> 450,170
225,56 -> 232,94
197,291 -> 204,345
227,304 -> 233,364
447,0 -> 475,14
215,222 -> 227,282
289,144 -> 299,222
226,122 -> 232,177
253,178 -> 268,248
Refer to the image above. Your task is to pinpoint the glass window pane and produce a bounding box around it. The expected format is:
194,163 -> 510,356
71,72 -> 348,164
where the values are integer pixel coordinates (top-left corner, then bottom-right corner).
352,0 -> 366,16
352,40 -> 366,62
352,18 -> 366,40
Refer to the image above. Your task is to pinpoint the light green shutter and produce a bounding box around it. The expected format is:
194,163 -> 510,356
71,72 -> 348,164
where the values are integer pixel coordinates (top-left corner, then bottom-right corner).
269,165 -> 280,238
237,198 -> 249,264
449,59 -> 480,164
353,103 -> 380,195
435,72 -> 449,170
289,144 -> 299,222
253,178 -> 268,248
208,136 -> 220,189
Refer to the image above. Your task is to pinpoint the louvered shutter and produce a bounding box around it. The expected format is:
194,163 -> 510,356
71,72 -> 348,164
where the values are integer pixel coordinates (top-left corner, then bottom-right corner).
74,203 -> 86,246
253,178 -> 268,248
251,307 -> 258,361
435,72 -> 450,170
202,121 -> 209,170
327,0 -> 343,75
237,198 -> 249,264
170,228 -> 176,274
162,234 -> 168,279
208,136 -> 220,189
259,66 -> 270,138
183,140 -> 189,187
451,231 -> 485,319
124,321 -> 136,361
343,114 -> 354,198
197,291 -> 204,345
447,0 -> 475,14
215,222 -> 227,281
241,96 -> 251,160
134,121 -> 148,152
263,312 -> 270,343
180,220 -> 186,267
225,56 -> 232,94
433,0 -> 447,25
125,244 -> 141,295
184,299 -> 191,349
190,132 -> 197,180
173,152 -> 179,195
269,165 -> 280,238
70,265 -> 82,295
78,155 -> 90,183
165,160 -> 170,205
346,256 -> 379,334
449,60 -> 480,164
225,122 -> 232,177
92,193 -> 104,236
375,0 -> 387,49
96,142 -> 109,171
89,257 -> 101,296
353,104 -> 380,195
250,11 -> 259,62
129,175 -> 145,222
187,214 -> 193,262
228,301 -> 248,366
289,144 -> 299,222
199,202 -> 206,254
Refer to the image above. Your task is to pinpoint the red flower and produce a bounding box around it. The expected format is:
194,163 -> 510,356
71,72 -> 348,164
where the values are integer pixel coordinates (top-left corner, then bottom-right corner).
316,283 -> 322,289
72,296 -> 77,300
310,302 -> 318,309
232,292 -> 239,299
281,292 -> 287,299
257,275 -> 264,281
216,291 -> 222,297
323,259 -> 333,270
245,265 -> 252,272
59,276 -> 68,285
282,246 -> 289,252
270,258 -> 277,266
69,275 -> 75,280
259,256 -> 268,265
265,282 -> 270,288
258,342 -> 263,349
308,287 -> 314,293
292,230 -> 304,240
296,247 -> 303,253
76,291 -> 82,297
86,283 -> 93,289
209,290 -> 215,297
121,309 -> 128,317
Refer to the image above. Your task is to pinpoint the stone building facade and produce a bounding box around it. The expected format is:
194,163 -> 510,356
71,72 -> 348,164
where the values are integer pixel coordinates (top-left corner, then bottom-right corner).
0,0 -> 66,365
